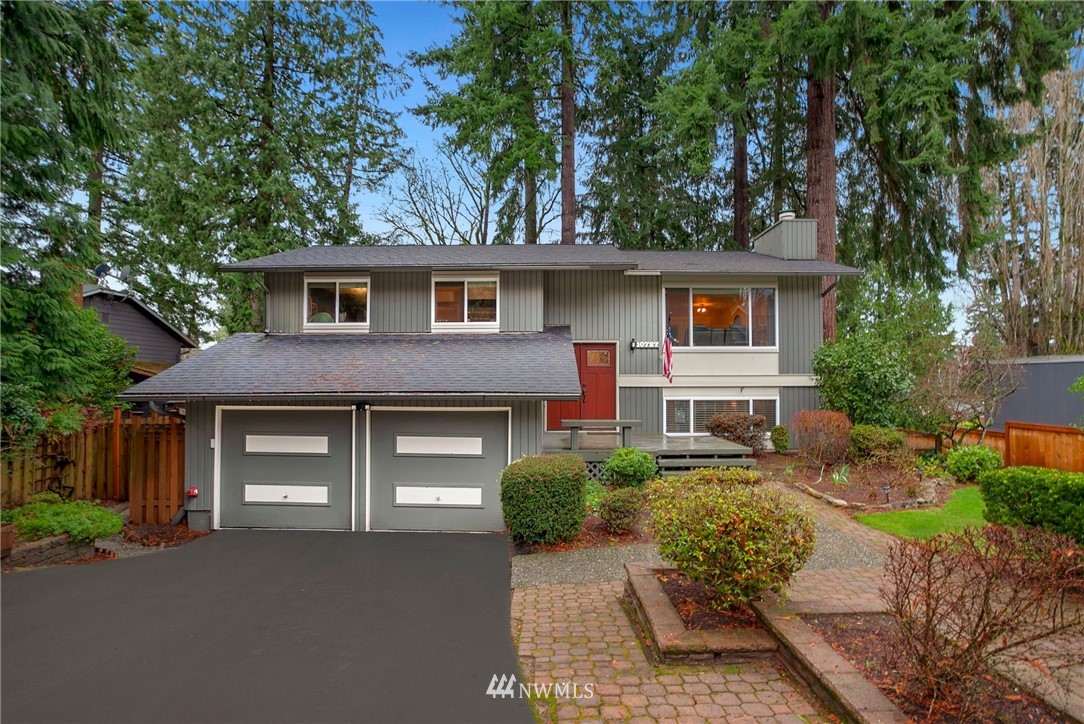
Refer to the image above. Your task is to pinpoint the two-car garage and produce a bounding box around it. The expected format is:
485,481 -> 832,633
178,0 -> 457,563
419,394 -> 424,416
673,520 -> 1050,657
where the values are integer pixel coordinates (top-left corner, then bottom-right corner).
216,408 -> 510,532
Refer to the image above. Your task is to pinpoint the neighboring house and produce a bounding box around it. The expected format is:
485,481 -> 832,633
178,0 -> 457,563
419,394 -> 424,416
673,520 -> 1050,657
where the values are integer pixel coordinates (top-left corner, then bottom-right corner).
84,286 -> 198,380
991,356 -> 1084,431
119,216 -> 859,533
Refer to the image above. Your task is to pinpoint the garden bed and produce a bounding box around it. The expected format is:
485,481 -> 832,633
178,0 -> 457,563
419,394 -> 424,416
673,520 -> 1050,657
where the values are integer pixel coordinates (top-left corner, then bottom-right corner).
123,521 -> 209,548
655,569 -> 762,631
803,612 -> 1064,723
527,508 -> 653,553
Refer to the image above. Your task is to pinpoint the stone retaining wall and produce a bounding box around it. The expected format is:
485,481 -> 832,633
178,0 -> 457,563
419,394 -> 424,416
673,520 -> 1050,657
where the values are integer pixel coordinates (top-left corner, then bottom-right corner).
5,534 -> 94,567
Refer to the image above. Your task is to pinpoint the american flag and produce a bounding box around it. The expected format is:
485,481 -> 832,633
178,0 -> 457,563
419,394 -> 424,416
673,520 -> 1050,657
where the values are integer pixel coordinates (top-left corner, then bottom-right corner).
663,316 -> 674,383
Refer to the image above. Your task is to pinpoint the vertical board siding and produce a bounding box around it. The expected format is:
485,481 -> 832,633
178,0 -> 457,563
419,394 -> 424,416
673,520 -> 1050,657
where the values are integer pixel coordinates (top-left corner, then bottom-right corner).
265,272 -> 303,333
780,387 -> 821,427
500,270 -> 544,332
370,271 -> 431,333
751,219 -> 816,260
184,401 -> 216,511
620,387 -> 662,434
86,297 -> 185,363
779,277 -> 822,374
543,270 -> 661,375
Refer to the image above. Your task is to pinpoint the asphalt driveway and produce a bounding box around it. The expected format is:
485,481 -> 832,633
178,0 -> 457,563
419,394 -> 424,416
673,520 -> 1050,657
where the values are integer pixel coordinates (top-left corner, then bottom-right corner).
1,531 -> 534,724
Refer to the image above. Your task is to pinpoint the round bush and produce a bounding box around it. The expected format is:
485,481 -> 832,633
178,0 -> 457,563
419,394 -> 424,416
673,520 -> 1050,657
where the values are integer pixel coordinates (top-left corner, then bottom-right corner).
944,444 -> 1002,482
705,413 -> 767,454
648,475 -> 815,608
770,425 -> 790,453
598,487 -> 643,535
1,500 -> 123,542
500,454 -> 587,544
848,424 -> 907,463
601,447 -> 657,488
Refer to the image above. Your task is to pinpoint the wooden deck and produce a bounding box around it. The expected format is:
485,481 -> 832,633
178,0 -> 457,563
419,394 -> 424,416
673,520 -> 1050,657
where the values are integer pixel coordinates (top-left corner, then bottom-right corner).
543,431 -> 750,462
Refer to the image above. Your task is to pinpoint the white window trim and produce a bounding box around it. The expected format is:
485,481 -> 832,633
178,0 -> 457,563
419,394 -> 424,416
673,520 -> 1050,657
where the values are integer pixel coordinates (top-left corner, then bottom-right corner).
663,286 -> 779,351
302,276 -> 371,331
431,273 -> 500,332
663,396 -> 780,437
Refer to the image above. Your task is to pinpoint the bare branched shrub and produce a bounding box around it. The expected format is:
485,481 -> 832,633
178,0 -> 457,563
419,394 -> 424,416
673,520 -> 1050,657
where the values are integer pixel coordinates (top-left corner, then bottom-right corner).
881,525 -> 1084,718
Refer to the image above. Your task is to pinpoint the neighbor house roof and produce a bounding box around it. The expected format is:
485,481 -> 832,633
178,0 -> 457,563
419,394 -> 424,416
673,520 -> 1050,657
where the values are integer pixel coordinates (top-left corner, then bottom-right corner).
221,244 -> 861,276
83,286 -> 199,348
118,326 -> 581,402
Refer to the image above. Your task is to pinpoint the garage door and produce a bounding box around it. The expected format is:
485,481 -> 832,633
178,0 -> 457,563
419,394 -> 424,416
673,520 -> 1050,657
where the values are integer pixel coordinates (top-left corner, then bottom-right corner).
370,410 -> 508,532
220,409 -> 353,529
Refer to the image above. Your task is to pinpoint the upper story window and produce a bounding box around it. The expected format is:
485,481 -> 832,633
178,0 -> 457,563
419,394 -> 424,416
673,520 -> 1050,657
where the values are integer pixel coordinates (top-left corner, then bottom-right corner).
304,278 -> 369,329
665,287 -> 776,348
432,275 -> 499,331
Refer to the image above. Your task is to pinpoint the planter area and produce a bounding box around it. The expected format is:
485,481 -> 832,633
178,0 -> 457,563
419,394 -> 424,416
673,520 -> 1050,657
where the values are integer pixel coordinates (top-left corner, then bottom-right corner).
625,563 -> 908,724
4,533 -> 95,567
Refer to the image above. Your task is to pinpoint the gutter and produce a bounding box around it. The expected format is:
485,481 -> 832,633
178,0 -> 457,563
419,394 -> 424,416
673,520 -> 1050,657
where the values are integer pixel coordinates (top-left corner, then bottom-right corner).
118,391 -> 584,403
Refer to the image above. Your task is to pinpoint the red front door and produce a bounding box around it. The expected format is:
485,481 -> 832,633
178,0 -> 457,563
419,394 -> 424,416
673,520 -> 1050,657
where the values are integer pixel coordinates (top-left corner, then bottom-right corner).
547,343 -> 617,430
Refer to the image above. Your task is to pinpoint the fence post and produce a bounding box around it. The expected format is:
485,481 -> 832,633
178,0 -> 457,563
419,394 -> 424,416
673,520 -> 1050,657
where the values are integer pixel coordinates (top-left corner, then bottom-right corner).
129,415 -> 144,525
112,406 -> 122,500
1004,421 -> 1014,466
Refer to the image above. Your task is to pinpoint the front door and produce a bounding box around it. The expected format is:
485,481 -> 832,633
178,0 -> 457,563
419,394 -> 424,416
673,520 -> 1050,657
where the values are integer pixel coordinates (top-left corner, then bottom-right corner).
547,343 -> 617,430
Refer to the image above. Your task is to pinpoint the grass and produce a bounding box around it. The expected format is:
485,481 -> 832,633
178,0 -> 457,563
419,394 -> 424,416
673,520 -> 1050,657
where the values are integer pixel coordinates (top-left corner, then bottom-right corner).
855,486 -> 985,540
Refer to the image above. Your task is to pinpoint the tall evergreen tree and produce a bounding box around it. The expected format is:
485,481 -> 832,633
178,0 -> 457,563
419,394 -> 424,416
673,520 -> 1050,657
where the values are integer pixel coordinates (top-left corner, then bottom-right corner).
123,1 -> 402,336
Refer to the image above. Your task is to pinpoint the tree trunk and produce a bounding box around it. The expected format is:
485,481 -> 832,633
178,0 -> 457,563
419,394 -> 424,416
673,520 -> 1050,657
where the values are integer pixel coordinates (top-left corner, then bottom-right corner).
771,61 -> 785,217
559,1 -> 576,245
733,114 -> 749,249
806,0 -> 837,341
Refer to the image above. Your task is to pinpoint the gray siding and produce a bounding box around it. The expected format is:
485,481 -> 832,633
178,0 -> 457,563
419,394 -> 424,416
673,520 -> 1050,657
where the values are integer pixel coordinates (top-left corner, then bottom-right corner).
370,271 -> 431,333
87,297 -> 184,363
779,276 -> 823,374
752,219 -> 817,260
780,387 -> 821,428
500,270 -> 543,332
183,397 -> 542,526
620,387 -> 662,434
543,270 -> 661,375
265,272 -> 302,333
992,357 -> 1084,430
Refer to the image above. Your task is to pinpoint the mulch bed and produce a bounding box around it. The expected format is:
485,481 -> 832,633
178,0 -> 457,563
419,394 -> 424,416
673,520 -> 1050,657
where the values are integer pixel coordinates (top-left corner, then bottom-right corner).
755,452 -> 945,508
655,569 -> 763,631
531,507 -> 653,553
803,612 -> 1063,723
123,521 -> 209,548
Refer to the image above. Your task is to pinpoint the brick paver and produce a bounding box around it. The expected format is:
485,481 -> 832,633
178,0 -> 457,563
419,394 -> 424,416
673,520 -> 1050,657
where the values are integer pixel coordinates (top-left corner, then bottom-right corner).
784,567 -> 888,613
513,581 -> 833,723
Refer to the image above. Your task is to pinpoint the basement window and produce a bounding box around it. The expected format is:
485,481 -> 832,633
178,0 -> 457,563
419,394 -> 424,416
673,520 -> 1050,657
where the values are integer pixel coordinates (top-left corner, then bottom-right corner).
665,398 -> 778,435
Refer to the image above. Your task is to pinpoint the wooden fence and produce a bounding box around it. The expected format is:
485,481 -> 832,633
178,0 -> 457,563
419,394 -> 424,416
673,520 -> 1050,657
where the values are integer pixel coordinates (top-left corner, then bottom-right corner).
1,411 -> 185,525
902,421 -> 1083,473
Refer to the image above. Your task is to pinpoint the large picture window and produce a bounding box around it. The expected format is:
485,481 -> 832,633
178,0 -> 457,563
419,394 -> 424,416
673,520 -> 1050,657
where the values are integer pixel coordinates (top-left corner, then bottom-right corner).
305,279 -> 368,326
665,398 -> 778,435
433,277 -> 498,328
665,287 -> 776,347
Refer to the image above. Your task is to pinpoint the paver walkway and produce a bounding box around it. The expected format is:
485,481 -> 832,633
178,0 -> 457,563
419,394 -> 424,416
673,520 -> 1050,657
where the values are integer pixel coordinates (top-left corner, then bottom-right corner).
512,580 -> 832,723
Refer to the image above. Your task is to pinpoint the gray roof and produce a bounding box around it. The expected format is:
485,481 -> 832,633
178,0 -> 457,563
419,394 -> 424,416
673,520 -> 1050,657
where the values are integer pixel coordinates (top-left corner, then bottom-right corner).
221,244 -> 860,276
83,285 -> 199,348
118,327 -> 581,401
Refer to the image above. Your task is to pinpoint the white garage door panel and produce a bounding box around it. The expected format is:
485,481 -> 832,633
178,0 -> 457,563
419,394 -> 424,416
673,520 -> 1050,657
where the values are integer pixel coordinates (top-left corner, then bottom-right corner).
395,485 -> 483,507
395,435 -> 483,456
244,434 -> 329,455
244,483 -> 329,505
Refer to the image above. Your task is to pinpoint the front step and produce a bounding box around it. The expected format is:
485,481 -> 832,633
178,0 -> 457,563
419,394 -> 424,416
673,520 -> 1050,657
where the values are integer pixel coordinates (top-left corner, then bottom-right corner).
656,457 -> 757,474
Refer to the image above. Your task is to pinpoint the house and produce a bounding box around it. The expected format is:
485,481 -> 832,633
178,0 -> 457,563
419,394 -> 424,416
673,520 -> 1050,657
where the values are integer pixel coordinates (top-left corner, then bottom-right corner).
84,286 -> 198,380
119,216 -> 859,533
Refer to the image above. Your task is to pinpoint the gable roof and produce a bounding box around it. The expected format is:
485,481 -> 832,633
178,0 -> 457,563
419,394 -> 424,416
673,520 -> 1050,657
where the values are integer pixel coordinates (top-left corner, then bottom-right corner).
118,326 -> 581,402
220,244 -> 861,276
83,286 -> 199,348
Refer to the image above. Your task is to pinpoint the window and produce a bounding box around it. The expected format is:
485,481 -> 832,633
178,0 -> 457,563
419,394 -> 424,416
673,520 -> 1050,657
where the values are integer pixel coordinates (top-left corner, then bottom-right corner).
665,287 -> 776,347
665,398 -> 778,435
433,277 -> 499,328
305,279 -> 368,327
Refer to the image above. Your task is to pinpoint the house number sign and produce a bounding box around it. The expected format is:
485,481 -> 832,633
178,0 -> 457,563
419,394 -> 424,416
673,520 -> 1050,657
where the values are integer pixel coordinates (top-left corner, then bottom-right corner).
630,340 -> 660,349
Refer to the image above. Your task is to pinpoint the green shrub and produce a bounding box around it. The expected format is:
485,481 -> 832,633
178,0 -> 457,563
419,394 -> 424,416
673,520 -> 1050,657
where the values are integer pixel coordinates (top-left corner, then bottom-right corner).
770,425 -> 790,453
584,479 -> 607,515
705,413 -> 767,454
980,466 -> 1084,544
648,473 -> 815,608
0,500 -> 123,542
601,447 -> 657,488
811,333 -> 913,427
26,490 -> 64,505
500,454 -> 588,544
790,410 -> 852,465
944,444 -> 1002,482
598,487 -> 643,535
849,424 -> 907,463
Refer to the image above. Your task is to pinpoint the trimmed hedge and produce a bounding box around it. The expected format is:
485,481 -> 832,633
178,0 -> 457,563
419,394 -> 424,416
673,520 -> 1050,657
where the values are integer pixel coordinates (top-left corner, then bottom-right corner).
500,454 -> 588,544
849,424 -> 906,463
979,466 -> 1084,544
770,425 -> 790,454
598,487 -> 643,534
944,444 -> 1002,482
648,472 -> 815,608
705,413 -> 768,454
601,447 -> 657,488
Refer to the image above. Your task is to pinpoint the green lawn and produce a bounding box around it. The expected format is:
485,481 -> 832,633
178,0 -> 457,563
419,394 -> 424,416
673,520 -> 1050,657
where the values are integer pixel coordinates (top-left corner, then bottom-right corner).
855,486 -> 986,539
